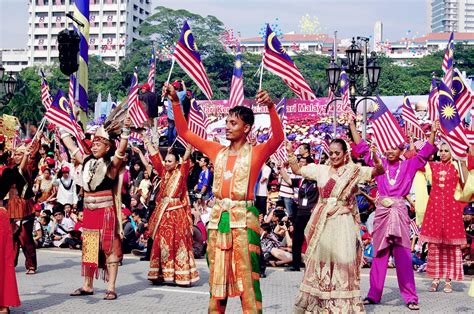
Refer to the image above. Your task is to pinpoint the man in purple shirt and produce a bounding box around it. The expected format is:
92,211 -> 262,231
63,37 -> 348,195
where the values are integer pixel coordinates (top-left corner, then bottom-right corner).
349,117 -> 438,311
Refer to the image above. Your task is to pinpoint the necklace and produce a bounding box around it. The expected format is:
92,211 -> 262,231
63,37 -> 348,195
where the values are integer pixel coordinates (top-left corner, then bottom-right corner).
331,165 -> 346,177
386,161 -> 401,186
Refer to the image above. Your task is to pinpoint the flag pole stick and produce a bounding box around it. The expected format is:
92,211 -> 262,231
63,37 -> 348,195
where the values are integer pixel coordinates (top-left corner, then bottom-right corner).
458,159 -> 465,184
258,55 -> 264,91
161,57 -> 176,102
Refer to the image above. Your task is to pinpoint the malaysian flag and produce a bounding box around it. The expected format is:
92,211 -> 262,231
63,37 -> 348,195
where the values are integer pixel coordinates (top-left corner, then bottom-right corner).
452,68 -> 474,120
402,95 -> 425,139
148,47 -> 156,92
45,89 -> 86,154
173,21 -> 213,100
438,80 -> 470,160
427,77 -> 439,122
128,67 -> 148,127
189,98 -> 210,139
272,98 -> 288,163
442,32 -> 454,89
263,24 -> 315,100
229,43 -> 244,108
40,70 -> 52,110
320,139 -> 330,155
68,74 -> 76,109
371,95 -> 406,153
340,70 -> 356,118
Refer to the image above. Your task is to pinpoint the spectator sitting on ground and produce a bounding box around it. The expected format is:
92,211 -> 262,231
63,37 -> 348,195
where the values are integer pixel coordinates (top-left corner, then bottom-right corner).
51,205 -> 75,248
122,208 -> 139,254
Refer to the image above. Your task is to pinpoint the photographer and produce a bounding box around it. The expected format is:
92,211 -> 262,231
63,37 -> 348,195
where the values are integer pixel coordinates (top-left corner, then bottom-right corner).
51,205 -> 75,248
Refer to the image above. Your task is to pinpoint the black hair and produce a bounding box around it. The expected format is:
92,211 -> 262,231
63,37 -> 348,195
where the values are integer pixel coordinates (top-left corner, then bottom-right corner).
275,200 -> 285,208
132,209 -> 143,218
52,203 -> 65,216
200,156 -> 210,166
166,150 -> 180,163
330,138 -> 348,153
228,106 -> 255,130
300,143 -> 310,152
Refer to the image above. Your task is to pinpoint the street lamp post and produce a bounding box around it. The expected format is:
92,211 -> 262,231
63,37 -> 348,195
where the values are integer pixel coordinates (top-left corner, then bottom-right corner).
0,64 -> 18,107
325,37 -> 381,139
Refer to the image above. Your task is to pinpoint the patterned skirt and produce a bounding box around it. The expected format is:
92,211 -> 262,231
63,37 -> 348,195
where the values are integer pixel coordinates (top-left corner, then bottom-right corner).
295,213 -> 364,314
426,243 -> 464,281
148,205 -> 199,285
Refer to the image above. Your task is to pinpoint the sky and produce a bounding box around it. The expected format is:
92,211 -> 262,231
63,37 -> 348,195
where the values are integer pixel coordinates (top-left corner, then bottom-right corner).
0,0 -> 429,48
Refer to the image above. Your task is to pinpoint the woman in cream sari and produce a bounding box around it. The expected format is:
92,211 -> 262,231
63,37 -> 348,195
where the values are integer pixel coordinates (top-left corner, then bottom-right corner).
287,139 -> 384,313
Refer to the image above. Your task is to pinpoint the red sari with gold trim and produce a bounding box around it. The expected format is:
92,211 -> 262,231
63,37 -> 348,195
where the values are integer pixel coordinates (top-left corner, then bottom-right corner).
147,153 -> 199,285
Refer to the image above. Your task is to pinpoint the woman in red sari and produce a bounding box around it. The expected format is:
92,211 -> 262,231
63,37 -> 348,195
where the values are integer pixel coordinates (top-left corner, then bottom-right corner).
420,143 -> 467,293
0,166 -> 21,312
144,140 -> 199,286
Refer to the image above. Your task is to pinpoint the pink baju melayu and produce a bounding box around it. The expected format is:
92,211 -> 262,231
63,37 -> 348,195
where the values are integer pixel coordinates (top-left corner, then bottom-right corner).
354,140 -> 437,305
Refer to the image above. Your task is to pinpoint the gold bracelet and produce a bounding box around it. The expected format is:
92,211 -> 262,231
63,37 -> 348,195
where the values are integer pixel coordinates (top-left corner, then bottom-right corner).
71,148 -> 80,156
114,151 -> 125,159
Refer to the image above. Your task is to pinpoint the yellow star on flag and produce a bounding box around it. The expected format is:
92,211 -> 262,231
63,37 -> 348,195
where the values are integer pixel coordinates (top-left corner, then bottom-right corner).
441,104 -> 455,119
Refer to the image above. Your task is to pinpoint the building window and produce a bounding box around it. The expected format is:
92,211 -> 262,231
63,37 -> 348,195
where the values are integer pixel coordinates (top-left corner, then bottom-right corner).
133,4 -> 138,10
133,26 -> 137,33
34,57 -> 47,62
139,8 -> 143,14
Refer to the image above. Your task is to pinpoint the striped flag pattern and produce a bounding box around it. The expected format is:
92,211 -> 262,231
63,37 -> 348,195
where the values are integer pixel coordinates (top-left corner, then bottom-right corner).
229,43 -> 244,108
402,95 -> 425,139
148,47 -> 156,92
263,24 -> 315,100
371,95 -> 406,153
438,80 -> 470,160
271,98 -> 288,163
173,21 -> 213,100
68,74 -> 76,109
320,140 -> 330,155
442,32 -> 454,89
128,67 -> 148,127
40,70 -> 52,110
427,77 -> 439,122
45,89 -> 86,154
452,68 -> 474,120
188,98 -> 210,139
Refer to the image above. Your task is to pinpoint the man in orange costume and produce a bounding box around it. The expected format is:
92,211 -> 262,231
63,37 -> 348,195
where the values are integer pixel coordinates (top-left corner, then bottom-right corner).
164,84 -> 284,313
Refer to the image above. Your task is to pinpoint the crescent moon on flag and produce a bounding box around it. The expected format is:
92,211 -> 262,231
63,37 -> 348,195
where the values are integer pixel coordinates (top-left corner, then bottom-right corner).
59,97 -> 69,113
439,89 -> 453,100
453,75 -> 464,93
184,30 -> 195,51
267,32 -> 280,54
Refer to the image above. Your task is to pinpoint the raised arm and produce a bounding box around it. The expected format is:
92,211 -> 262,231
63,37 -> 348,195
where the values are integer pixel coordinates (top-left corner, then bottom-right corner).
406,121 -> 438,171
111,117 -> 131,170
132,146 -> 152,176
253,90 -> 285,160
144,138 -> 165,177
348,114 -> 362,145
163,83 -> 221,161
370,145 -> 385,178
286,141 -> 301,175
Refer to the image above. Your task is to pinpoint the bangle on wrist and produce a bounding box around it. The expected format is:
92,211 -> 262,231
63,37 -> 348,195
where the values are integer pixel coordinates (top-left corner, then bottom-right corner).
120,133 -> 130,140
121,127 -> 130,135
114,151 -> 125,159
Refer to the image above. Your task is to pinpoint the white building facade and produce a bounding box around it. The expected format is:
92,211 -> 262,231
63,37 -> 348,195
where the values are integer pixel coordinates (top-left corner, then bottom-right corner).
430,0 -> 474,32
27,0 -> 150,68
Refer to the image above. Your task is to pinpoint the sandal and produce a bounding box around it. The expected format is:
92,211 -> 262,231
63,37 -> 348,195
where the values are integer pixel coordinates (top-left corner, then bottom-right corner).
70,288 -> 94,296
363,297 -> 377,305
407,302 -> 419,310
269,261 -> 277,267
443,281 -> 453,293
103,290 -> 117,300
429,280 -> 440,292
25,269 -> 36,275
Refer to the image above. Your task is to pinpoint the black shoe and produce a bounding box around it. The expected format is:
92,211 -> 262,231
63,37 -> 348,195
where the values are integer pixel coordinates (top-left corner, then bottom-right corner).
260,272 -> 266,278
140,257 -> 150,261
132,249 -> 146,257
285,266 -> 301,272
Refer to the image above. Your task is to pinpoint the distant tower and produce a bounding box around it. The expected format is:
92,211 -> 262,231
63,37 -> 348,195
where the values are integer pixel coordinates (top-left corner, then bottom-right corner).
374,21 -> 383,52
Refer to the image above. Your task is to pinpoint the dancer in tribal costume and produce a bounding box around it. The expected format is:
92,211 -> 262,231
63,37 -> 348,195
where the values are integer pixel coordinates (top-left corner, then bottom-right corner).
1,140 -> 41,275
61,117 -> 131,300
165,84 -> 284,313
350,118 -> 439,311
144,141 -> 199,285
287,139 -> 384,313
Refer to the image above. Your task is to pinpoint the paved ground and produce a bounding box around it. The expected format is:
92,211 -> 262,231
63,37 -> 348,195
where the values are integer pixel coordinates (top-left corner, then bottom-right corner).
11,249 -> 474,313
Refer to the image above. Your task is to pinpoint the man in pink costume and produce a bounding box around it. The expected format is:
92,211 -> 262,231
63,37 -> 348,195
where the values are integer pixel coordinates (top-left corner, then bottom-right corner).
349,118 -> 438,310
